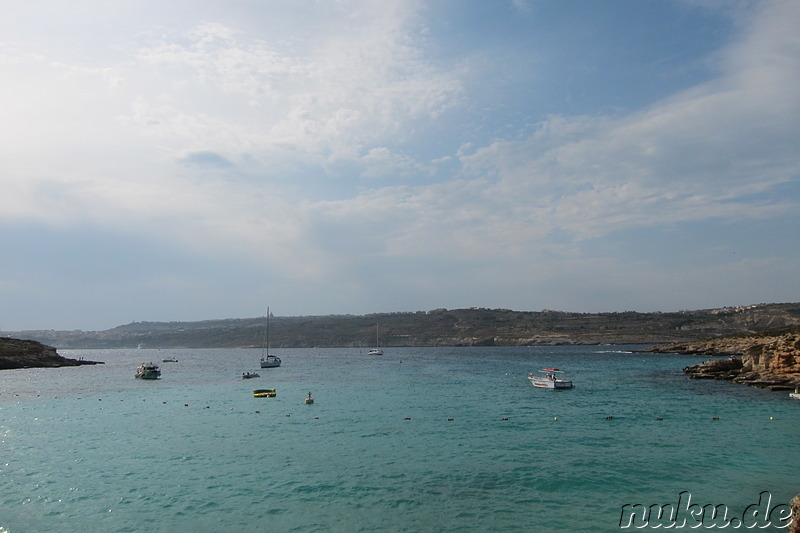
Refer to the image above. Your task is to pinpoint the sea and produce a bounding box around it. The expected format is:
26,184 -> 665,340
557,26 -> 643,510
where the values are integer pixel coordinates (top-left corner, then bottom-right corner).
0,346 -> 797,532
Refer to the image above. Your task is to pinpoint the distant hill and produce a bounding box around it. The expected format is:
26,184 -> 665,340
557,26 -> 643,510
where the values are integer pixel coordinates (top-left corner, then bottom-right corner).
8,303 -> 800,349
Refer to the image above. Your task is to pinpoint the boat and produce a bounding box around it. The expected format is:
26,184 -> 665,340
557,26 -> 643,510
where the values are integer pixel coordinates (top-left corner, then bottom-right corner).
253,388 -> 276,398
134,362 -> 161,380
162,358 -> 178,363
260,307 -> 282,368
790,387 -> 800,400
367,323 -> 384,355
242,372 -> 260,379
529,368 -> 573,389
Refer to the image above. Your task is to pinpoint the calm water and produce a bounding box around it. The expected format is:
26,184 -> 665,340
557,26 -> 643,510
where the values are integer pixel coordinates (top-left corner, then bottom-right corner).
0,346 -> 797,532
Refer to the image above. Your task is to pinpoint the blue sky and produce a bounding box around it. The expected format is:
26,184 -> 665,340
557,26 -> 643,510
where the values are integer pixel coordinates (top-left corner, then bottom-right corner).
1,0 -> 799,331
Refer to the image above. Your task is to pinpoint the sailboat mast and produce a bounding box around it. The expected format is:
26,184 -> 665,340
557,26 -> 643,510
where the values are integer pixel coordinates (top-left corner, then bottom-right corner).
261,307 -> 270,358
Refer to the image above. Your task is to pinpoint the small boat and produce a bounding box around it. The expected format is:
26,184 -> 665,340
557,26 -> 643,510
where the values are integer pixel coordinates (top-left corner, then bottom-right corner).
790,387 -> 800,400
529,368 -> 573,389
260,307 -> 282,368
135,363 -> 161,380
242,372 -> 260,379
253,388 -> 276,398
162,358 -> 178,363
368,323 -> 384,355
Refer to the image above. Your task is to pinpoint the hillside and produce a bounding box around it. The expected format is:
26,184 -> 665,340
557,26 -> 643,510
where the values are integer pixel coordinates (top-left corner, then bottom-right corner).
8,303 -> 800,349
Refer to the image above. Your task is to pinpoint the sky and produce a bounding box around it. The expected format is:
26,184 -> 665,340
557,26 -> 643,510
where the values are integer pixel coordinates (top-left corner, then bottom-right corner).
1,0 -> 799,331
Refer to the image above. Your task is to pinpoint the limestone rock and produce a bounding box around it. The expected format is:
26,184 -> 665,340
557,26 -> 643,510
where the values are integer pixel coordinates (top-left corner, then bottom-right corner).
0,337 -> 102,369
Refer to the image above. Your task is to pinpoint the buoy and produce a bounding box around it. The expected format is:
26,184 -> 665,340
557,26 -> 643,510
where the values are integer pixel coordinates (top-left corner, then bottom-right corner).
404,417 -> 411,420
255,410 -> 260,413
712,417 -> 719,420
314,416 -> 319,420
305,392 -> 314,404
501,418 -> 509,421
605,416 -> 613,420
553,417 -> 558,421
447,418 -> 454,421
285,414 -> 291,417
184,404 -> 188,407
656,417 -> 663,421
769,416 -> 774,420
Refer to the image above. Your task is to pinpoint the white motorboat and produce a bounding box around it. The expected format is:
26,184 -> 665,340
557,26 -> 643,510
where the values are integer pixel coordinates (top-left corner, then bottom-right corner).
259,307 -> 282,369
529,368 -> 573,389
790,387 -> 800,400
135,362 -> 161,380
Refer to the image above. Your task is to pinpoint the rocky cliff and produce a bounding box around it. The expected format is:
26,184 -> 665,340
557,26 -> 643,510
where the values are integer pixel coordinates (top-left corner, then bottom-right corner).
649,331 -> 800,391
0,337 -> 103,369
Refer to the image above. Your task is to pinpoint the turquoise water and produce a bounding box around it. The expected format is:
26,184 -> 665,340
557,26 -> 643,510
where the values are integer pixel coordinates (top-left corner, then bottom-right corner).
0,346 -> 797,532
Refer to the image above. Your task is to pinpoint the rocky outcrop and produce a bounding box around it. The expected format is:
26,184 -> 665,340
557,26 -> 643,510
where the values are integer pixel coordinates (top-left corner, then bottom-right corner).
791,493 -> 800,533
0,337 -> 102,369
650,332 -> 800,391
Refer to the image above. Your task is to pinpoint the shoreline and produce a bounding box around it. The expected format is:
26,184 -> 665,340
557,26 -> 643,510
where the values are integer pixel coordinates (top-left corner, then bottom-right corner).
647,332 -> 800,392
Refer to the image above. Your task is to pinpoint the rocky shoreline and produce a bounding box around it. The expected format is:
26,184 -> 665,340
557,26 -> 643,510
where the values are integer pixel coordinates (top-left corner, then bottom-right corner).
0,337 -> 103,369
648,331 -> 800,391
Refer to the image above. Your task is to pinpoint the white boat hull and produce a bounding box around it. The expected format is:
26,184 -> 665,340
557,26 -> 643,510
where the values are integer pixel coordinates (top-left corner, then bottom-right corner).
790,392 -> 800,400
530,378 -> 573,389
260,356 -> 281,368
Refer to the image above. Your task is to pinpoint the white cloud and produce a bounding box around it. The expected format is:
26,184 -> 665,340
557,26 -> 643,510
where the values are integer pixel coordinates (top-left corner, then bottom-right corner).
453,0 -> 800,242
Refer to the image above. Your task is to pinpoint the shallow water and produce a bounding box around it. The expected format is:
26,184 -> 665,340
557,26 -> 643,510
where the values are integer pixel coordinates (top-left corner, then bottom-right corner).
0,346 -> 797,531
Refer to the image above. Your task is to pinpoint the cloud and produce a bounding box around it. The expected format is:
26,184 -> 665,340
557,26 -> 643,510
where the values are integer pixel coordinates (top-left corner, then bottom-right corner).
454,0 -> 800,242
180,150 -> 234,168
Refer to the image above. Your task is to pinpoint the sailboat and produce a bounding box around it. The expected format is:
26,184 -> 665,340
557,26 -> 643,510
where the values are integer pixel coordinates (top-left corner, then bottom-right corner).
367,323 -> 384,355
260,307 -> 282,368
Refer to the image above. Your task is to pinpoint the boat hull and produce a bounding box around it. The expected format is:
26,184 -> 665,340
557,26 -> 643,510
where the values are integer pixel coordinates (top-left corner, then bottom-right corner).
530,378 -> 573,389
260,356 -> 281,368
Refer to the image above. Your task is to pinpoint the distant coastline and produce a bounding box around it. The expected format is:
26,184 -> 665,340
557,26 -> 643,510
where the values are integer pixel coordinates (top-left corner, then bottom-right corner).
6,302 -> 800,349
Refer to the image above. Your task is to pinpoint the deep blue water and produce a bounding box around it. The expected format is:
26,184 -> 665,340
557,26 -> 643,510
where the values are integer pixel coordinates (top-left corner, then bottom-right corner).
0,346 -> 797,532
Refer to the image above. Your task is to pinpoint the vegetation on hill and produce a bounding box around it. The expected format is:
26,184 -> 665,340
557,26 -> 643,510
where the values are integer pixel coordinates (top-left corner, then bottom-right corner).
8,303 -> 800,349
